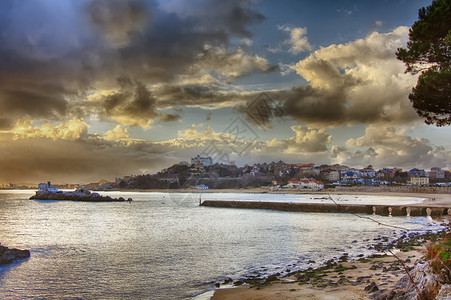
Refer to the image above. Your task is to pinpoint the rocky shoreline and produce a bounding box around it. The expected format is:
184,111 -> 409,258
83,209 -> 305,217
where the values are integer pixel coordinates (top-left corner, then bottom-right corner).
0,244 -> 30,266
211,225 -> 451,299
30,189 -> 132,202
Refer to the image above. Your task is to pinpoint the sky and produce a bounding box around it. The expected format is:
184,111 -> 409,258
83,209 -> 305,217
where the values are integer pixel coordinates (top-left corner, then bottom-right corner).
0,0 -> 450,184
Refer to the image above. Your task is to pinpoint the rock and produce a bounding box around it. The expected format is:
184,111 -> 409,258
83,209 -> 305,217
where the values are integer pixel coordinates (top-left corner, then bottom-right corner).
339,253 -> 349,261
223,277 -> 233,284
215,283 -> 220,288
233,280 -> 243,286
404,260 -> 443,300
369,289 -> 385,299
365,282 -> 379,293
370,263 -> 383,270
265,274 -> 278,282
436,284 -> 451,300
336,277 -> 350,285
297,274 -> 310,282
325,259 -> 335,266
0,244 -> 30,265
30,191 -> 131,202
357,275 -> 372,282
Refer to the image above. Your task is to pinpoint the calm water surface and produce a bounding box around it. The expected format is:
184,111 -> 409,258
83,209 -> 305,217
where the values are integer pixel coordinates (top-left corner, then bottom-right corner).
0,190 -> 444,299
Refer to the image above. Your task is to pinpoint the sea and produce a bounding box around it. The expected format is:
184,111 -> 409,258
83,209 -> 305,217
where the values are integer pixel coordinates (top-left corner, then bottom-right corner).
0,190 -> 446,299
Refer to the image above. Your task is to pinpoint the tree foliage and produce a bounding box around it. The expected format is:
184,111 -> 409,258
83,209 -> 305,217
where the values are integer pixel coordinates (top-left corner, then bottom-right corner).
396,0 -> 451,126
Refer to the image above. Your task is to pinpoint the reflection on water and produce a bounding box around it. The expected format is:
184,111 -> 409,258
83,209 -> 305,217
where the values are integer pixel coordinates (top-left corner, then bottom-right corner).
0,190 -> 444,299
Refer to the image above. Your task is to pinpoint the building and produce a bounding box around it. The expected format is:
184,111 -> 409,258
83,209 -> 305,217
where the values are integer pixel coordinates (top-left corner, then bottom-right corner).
38,181 -> 58,193
191,155 -> 213,167
308,179 -> 324,190
408,168 -> 427,177
285,179 -> 300,189
195,184 -> 209,190
429,167 -> 445,180
410,176 -> 429,186
328,170 -> 340,181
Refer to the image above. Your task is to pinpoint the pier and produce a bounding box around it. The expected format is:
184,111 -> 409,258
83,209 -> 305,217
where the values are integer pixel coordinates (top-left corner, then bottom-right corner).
200,200 -> 450,217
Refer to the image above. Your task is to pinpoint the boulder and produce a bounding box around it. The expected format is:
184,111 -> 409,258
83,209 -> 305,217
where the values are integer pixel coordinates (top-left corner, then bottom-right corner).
404,260 -> 443,300
0,244 -> 30,265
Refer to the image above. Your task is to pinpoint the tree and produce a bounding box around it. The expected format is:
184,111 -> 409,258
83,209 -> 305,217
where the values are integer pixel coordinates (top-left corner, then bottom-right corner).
396,0 -> 451,126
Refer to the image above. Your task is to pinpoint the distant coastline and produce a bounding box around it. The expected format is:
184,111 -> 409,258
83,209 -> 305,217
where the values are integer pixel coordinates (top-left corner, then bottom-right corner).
116,186 -> 451,206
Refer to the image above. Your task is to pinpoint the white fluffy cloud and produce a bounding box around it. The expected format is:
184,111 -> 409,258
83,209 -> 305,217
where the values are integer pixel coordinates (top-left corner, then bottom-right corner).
104,125 -> 131,141
267,126 -> 331,153
278,25 -> 312,54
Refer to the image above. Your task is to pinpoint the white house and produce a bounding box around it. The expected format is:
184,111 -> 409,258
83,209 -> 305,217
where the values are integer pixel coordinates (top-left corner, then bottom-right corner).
410,176 -> 429,185
191,155 -> 213,167
285,179 -> 300,189
195,184 -> 209,190
38,182 -> 58,193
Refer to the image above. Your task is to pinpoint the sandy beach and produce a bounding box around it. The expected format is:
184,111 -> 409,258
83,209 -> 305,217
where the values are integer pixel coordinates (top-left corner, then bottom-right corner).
210,237 -> 442,300
186,188 -> 450,300
133,187 -> 451,207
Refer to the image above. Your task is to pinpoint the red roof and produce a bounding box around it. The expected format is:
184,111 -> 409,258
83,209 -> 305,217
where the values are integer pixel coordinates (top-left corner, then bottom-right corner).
300,163 -> 315,168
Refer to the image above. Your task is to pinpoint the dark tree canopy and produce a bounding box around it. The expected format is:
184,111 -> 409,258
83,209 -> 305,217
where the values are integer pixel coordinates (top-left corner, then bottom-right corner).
396,0 -> 451,126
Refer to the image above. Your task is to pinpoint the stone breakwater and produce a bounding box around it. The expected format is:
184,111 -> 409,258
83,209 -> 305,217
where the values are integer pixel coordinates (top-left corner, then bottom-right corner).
0,244 -> 30,266
30,190 -> 132,202
200,200 -> 450,217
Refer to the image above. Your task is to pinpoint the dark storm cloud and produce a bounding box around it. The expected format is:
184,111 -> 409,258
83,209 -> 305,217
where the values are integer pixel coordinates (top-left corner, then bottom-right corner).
0,87 -> 68,129
0,0 -> 265,128
86,0 -> 150,48
96,81 -> 180,127
153,84 -> 260,108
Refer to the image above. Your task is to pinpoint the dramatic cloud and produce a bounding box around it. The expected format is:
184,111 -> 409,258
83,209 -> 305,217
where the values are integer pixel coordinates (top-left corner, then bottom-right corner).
0,0 -> 266,129
9,119 -> 88,140
91,81 -> 180,127
154,86 -> 264,110
266,126 -> 331,153
86,0 -> 149,48
155,0 -> 264,37
104,125 -> 131,141
162,124 -> 332,160
333,125 -> 451,169
187,46 -> 275,80
284,26 -> 419,127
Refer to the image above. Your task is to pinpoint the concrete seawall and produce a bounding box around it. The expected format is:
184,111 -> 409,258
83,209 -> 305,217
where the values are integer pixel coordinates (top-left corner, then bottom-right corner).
200,200 -> 450,217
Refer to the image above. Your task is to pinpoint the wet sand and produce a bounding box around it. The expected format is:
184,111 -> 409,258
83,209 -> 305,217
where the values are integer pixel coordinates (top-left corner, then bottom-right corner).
211,247 -> 426,300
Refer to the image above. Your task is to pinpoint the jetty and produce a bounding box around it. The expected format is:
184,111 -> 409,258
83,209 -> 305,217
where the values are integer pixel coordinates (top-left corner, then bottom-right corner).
199,200 -> 450,217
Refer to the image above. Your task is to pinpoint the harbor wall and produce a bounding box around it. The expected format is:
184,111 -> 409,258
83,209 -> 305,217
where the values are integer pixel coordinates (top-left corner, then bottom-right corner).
200,200 -> 450,217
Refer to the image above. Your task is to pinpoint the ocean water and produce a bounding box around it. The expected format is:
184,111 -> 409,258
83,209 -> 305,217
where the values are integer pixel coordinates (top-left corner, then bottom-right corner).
0,190 -> 445,299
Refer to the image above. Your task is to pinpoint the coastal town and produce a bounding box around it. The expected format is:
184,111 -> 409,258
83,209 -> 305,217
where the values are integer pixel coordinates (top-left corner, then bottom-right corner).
115,155 -> 450,191
5,154 -> 449,191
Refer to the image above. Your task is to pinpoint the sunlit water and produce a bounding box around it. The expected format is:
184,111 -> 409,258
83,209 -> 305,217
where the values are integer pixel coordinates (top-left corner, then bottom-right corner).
0,190 -> 444,299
